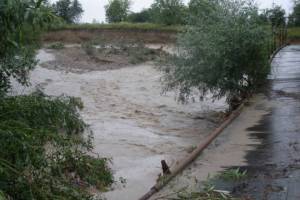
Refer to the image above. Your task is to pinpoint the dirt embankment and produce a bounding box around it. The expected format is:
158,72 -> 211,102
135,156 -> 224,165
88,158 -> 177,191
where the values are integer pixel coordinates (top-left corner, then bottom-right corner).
288,39 -> 300,44
43,29 -> 177,44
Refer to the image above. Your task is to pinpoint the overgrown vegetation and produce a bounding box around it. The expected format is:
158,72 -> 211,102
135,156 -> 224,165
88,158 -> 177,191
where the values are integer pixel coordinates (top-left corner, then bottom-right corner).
260,6 -> 286,27
162,0 -> 271,109
150,0 -> 187,25
0,0 -> 113,199
0,0 -> 53,95
48,42 -> 65,49
161,169 -> 247,200
82,42 -> 97,57
288,0 -> 300,27
52,0 -> 83,24
81,41 -> 166,65
173,191 -> 236,200
288,27 -> 300,41
219,168 -> 247,182
105,0 -> 131,23
0,94 -> 113,200
158,183 -> 238,200
104,0 -> 187,25
127,9 -> 153,23
127,44 -> 160,64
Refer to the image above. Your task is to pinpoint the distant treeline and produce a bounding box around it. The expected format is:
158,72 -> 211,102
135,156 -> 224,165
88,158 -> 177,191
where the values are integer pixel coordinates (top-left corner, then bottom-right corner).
104,0 -> 300,27
49,0 -> 300,27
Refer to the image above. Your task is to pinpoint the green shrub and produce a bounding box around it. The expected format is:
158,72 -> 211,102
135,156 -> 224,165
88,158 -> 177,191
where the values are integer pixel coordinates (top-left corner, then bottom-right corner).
127,9 -> 153,23
48,42 -> 65,49
0,0 -> 54,95
0,94 -> 113,200
151,0 -> 188,25
219,168 -> 247,182
105,0 -> 130,23
52,0 -> 83,24
82,42 -> 97,57
128,44 -> 155,64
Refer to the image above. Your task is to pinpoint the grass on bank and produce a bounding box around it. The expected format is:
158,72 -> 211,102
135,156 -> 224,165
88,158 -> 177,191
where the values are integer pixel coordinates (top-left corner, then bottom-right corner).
160,168 -> 248,200
288,27 -> 300,41
51,23 -> 300,42
50,22 -> 181,32
218,168 -> 247,182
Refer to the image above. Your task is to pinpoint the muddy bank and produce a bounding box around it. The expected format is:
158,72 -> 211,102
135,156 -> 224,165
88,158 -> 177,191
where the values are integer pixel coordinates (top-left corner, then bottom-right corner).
12,46 -> 227,200
43,29 -> 176,44
41,44 -> 168,73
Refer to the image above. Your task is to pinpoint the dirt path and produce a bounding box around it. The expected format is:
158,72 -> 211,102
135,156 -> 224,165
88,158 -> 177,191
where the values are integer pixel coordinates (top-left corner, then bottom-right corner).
12,47 -> 226,200
151,45 -> 300,200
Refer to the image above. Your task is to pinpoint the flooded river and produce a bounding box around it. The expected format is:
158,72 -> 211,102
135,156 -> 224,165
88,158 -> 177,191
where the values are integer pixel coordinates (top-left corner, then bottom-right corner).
12,48 -> 227,200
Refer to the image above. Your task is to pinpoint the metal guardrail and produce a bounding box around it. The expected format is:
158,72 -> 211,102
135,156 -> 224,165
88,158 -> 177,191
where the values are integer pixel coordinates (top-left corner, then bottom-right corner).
269,24 -> 288,57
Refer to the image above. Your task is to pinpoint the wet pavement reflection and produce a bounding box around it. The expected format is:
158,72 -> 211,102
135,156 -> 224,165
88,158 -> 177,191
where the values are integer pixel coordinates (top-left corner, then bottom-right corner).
235,45 -> 300,200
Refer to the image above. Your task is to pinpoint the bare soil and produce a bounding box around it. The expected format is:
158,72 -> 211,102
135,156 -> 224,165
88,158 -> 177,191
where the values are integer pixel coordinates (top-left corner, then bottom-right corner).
43,29 -> 176,44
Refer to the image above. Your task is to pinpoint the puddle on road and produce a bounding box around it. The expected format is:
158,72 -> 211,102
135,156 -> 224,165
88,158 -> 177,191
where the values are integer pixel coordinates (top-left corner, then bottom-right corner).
12,49 -> 227,200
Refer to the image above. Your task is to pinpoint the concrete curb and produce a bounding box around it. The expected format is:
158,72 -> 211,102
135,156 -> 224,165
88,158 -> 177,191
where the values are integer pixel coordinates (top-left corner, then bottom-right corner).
139,103 -> 245,200
269,44 -> 288,62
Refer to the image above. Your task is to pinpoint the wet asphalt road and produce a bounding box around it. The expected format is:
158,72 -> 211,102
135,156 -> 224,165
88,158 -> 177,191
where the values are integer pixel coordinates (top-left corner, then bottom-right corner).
235,45 -> 300,199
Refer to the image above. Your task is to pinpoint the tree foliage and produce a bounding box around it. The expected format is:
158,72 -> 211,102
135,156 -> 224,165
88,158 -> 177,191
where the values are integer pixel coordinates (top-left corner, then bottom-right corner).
188,0 -> 217,18
260,6 -> 286,27
127,9 -> 153,23
105,0 -> 131,23
151,0 -> 187,25
289,0 -> 300,26
0,0 -> 54,96
52,0 -> 83,24
162,0 -> 271,109
0,94 -> 113,200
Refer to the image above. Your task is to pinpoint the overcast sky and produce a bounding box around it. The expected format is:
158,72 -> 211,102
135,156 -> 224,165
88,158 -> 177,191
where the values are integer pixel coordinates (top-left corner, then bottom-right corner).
52,0 -> 294,23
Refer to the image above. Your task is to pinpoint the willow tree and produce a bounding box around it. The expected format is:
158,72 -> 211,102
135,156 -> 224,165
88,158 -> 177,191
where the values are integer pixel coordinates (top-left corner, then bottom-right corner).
162,0 -> 270,109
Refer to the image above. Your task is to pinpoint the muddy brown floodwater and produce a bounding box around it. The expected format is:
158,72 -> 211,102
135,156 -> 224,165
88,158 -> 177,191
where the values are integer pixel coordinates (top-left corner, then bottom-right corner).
12,46 -> 227,200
